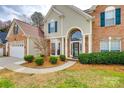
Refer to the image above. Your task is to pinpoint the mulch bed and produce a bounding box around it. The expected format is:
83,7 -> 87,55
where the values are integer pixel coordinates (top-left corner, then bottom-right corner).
22,57 -> 66,68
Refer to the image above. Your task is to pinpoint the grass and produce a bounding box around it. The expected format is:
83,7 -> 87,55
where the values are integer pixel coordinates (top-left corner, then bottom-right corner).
0,63 -> 124,88
0,77 -> 15,88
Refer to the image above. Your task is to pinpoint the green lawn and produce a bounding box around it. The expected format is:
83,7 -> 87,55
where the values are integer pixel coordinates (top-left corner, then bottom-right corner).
0,63 -> 124,88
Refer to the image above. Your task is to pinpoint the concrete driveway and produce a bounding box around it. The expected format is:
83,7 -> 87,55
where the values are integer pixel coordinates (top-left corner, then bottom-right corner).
0,57 -> 23,69
0,57 -> 23,64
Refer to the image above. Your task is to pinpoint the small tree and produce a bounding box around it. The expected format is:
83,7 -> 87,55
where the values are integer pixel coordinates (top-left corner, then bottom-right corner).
31,36 -> 49,56
31,12 -> 44,27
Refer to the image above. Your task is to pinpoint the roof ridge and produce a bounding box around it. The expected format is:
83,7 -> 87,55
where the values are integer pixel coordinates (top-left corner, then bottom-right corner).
14,18 -> 37,28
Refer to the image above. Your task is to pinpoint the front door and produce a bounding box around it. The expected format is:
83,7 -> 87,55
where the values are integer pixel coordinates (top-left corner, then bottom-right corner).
73,42 -> 79,58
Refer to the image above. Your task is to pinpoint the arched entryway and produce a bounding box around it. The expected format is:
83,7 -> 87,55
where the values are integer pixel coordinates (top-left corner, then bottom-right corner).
67,28 -> 83,58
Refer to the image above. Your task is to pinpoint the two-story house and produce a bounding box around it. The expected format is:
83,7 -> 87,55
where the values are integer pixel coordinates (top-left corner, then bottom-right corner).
44,5 -> 122,58
6,5 -> 123,59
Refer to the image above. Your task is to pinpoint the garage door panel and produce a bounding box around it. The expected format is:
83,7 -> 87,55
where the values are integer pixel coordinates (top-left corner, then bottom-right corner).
10,41 -> 24,58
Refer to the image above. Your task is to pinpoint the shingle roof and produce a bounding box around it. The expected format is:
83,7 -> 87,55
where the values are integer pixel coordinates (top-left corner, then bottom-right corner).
15,19 -> 42,38
0,32 -> 7,44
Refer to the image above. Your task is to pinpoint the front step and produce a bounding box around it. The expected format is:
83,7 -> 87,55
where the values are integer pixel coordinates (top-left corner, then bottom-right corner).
67,57 -> 78,61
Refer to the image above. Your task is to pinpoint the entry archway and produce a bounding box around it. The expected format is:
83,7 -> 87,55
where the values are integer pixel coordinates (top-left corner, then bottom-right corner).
67,28 -> 83,58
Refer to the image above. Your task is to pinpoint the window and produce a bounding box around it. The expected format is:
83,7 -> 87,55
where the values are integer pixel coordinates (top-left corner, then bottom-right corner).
111,39 -> 120,52
51,43 -> 56,55
100,7 -> 121,27
13,25 -> 19,35
105,10 -> 115,26
100,40 -> 109,52
100,39 -> 121,52
50,22 -> 55,33
57,43 -> 60,55
48,21 -> 57,33
71,31 -> 82,41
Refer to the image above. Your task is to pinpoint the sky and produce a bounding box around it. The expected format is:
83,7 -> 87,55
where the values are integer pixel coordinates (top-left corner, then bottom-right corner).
0,5 -> 92,22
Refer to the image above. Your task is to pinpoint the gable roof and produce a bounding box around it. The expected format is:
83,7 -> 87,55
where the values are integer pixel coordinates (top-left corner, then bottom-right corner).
44,5 -> 93,22
67,5 -> 93,19
0,32 -> 7,44
7,19 -> 42,39
44,5 -> 64,21
83,5 -> 98,13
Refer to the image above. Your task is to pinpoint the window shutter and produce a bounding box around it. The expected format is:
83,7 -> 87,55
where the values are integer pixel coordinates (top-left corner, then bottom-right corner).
14,25 -> 16,34
16,25 -> 19,34
116,8 -> 121,25
100,12 -> 105,27
55,21 -> 57,32
48,23 -> 50,33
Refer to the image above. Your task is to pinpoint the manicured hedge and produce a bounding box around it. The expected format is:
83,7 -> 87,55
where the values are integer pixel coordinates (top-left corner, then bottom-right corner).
78,52 -> 124,65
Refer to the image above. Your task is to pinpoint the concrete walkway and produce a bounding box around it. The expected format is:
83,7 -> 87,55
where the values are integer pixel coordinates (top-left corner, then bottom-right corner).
0,57 -> 76,74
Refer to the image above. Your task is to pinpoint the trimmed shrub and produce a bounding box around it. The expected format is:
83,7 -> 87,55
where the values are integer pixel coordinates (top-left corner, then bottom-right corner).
24,55 -> 34,63
35,56 -> 44,65
59,55 -> 66,61
40,54 -> 45,57
49,56 -> 58,64
78,52 -> 124,65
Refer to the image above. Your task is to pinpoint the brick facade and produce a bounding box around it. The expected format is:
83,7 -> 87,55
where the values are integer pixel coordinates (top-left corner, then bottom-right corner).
90,5 -> 124,52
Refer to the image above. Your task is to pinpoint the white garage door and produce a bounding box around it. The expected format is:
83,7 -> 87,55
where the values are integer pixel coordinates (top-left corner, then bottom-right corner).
10,41 -> 24,58
0,48 -> 3,56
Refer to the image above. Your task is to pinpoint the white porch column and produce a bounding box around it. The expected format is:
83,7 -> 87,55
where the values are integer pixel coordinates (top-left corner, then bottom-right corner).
61,37 -> 64,55
27,37 -> 30,55
88,34 -> 92,53
83,35 -> 85,53
65,37 -> 68,57
55,42 -> 58,56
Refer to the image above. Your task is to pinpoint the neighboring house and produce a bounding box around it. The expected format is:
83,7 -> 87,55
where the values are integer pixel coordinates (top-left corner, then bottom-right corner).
44,5 -> 123,58
0,32 -> 7,56
87,5 -> 122,53
6,19 -> 42,58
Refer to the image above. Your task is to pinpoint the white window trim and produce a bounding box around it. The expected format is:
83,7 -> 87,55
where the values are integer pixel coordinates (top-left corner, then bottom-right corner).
48,19 -> 57,33
100,39 -> 109,52
111,38 -> 121,52
50,39 -> 60,56
100,37 -> 121,52
105,6 -> 116,27
70,41 -> 82,57
105,9 -> 116,27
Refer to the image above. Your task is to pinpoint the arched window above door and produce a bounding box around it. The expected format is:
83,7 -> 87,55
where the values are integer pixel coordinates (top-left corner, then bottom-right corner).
71,31 -> 82,41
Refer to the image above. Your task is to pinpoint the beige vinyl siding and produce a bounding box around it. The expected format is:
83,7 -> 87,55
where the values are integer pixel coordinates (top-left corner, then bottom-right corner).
28,38 -> 40,56
44,11 -> 61,38
56,6 -> 91,35
44,5 -> 91,39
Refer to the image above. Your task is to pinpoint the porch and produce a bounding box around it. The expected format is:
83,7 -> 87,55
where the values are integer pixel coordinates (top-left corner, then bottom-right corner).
49,28 -> 92,59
